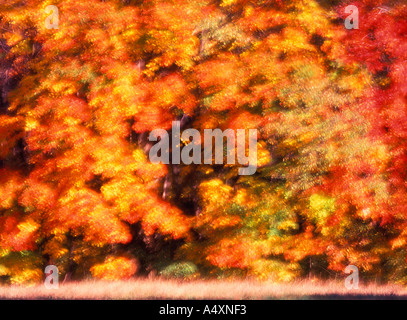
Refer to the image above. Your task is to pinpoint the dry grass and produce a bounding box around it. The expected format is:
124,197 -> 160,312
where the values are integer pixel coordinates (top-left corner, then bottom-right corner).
0,278 -> 407,299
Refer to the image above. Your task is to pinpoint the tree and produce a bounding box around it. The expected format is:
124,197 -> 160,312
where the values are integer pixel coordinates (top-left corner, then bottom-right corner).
0,0 -> 406,284
334,0 -> 407,282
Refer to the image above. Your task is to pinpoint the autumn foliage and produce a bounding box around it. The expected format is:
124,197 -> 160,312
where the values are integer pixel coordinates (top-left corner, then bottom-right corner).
0,0 -> 407,284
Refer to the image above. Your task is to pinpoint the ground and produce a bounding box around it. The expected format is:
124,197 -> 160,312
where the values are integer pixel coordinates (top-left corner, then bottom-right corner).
0,278 -> 406,299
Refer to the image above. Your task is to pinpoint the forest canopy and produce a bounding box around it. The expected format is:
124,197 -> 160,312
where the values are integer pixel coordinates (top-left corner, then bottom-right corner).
0,0 -> 407,284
